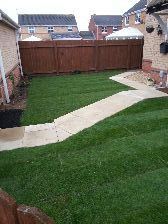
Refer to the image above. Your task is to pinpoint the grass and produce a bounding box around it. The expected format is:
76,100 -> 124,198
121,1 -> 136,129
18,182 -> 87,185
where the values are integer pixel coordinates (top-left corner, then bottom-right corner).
21,71 -> 131,125
0,97 -> 168,223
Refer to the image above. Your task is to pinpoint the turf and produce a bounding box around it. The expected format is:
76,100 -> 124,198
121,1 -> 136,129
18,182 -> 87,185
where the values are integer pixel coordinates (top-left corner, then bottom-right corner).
0,97 -> 168,223
21,71 -> 131,125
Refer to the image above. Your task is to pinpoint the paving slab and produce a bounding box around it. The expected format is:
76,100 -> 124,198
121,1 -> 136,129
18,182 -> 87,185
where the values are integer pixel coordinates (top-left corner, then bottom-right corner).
22,128 -> 59,148
0,139 -> 23,151
0,127 -> 25,141
55,127 -> 72,142
55,115 -> 94,135
25,123 -> 55,132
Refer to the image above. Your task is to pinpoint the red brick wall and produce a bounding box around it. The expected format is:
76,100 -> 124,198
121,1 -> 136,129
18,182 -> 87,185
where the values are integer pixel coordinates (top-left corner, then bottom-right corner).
89,18 -> 97,39
142,59 -> 152,72
0,64 -> 21,102
142,59 -> 167,84
89,17 -> 122,40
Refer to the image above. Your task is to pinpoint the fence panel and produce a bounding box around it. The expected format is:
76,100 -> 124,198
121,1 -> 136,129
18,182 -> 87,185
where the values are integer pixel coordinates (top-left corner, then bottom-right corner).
0,188 -> 54,224
19,39 -> 143,75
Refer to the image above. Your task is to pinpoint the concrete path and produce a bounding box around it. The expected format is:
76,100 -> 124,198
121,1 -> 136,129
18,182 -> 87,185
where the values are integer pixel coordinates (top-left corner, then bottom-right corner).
0,71 -> 167,151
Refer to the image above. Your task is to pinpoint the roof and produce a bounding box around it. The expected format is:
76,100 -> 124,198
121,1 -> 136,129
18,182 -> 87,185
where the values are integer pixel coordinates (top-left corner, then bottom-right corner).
147,0 -> 168,13
91,15 -> 122,26
18,14 -> 77,26
23,35 -> 42,41
51,32 -> 82,40
0,9 -> 19,29
124,0 -> 147,15
79,31 -> 95,40
106,27 -> 144,40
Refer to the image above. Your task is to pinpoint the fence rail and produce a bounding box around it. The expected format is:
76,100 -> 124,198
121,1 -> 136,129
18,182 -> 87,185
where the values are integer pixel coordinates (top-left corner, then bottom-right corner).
0,188 -> 54,224
19,40 -> 143,75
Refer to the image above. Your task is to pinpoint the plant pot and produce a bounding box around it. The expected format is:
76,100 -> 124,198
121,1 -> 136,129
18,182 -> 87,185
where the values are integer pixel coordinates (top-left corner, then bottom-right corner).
146,26 -> 155,33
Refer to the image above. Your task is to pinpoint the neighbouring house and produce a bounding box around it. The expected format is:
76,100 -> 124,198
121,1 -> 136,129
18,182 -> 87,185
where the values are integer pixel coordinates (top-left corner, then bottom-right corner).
123,0 -> 147,34
0,9 -> 21,103
89,15 -> 122,40
79,31 -> 95,40
142,0 -> 168,83
51,32 -> 82,40
18,14 -> 79,40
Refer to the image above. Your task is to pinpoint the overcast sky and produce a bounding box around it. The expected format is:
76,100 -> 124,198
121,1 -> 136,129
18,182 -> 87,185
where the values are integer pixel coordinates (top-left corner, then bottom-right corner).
1,0 -> 139,30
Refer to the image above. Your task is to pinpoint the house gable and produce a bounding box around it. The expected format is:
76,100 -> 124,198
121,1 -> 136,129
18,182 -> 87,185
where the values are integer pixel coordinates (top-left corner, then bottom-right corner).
124,0 -> 147,16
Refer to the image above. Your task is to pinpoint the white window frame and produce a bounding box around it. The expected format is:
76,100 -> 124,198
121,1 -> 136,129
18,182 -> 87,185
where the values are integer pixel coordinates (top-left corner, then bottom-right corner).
48,26 -> 54,33
102,26 -> 107,33
135,12 -> 141,24
113,26 -> 118,31
28,26 -> 35,34
68,26 -> 73,32
125,16 -> 129,26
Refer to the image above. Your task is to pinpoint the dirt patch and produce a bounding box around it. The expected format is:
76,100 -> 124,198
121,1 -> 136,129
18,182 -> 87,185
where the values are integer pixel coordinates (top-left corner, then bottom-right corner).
0,76 -> 29,111
125,71 -> 168,95
125,71 -> 152,85
0,109 -> 23,129
0,76 -> 29,129
157,87 -> 168,94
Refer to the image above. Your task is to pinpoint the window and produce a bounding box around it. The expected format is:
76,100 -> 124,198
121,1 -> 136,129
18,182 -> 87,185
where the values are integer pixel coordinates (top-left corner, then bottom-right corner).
48,26 -> 54,33
28,26 -> 35,34
68,26 -> 73,32
125,16 -> 129,26
102,26 -> 107,33
113,26 -> 118,31
135,12 -> 141,24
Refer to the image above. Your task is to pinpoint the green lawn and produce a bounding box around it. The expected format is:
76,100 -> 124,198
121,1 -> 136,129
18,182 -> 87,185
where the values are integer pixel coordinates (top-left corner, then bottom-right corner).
0,97 -> 168,223
21,71 -> 131,125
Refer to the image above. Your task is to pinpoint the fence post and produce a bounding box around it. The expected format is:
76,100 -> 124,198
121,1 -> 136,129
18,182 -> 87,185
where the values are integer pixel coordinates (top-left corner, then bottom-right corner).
17,205 -> 55,224
94,40 -> 99,71
53,41 -> 59,74
127,40 -> 132,70
0,188 -> 19,224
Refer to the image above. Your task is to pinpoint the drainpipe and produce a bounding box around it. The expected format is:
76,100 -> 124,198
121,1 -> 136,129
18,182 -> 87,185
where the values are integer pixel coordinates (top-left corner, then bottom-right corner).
0,49 -> 10,103
15,30 -> 23,76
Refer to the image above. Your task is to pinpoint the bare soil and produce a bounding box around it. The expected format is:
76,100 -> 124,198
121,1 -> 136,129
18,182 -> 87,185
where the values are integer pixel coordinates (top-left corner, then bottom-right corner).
0,76 -> 29,129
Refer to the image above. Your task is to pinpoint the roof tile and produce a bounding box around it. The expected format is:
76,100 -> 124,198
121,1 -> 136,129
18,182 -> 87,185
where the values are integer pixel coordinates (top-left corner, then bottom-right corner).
18,14 -> 77,26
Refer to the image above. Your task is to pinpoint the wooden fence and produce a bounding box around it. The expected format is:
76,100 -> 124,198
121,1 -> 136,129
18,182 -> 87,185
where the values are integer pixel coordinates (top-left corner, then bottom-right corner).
0,188 -> 54,224
19,40 -> 144,75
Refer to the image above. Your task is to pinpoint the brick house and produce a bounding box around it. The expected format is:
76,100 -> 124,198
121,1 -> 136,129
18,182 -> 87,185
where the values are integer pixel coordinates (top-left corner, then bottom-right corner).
18,14 -> 79,40
123,0 -> 147,34
89,15 -> 122,40
0,10 -> 21,103
142,0 -> 168,83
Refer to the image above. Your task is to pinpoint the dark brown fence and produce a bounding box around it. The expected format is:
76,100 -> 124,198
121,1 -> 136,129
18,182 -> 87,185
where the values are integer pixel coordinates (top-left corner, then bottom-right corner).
0,188 -> 54,224
19,40 -> 143,75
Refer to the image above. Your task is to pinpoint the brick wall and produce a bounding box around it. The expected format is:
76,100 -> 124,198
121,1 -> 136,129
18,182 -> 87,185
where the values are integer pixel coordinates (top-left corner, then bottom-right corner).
0,21 -> 21,102
142,3 -> 168,81
0,22 -> 19,73
0,65 -> 20,100
21,26 -> 79,40
122,11 -> 146,35
89,17 -> 122,40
